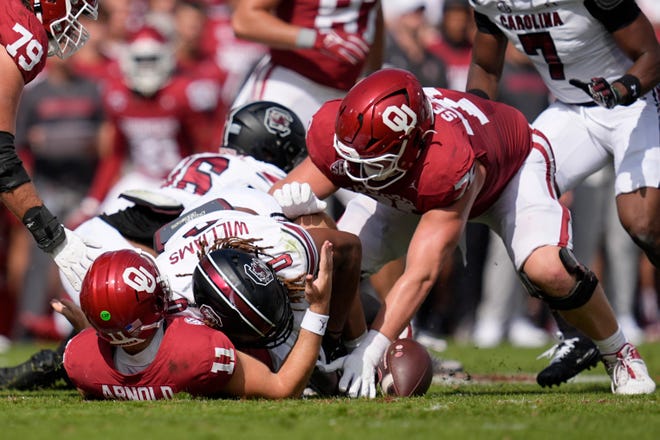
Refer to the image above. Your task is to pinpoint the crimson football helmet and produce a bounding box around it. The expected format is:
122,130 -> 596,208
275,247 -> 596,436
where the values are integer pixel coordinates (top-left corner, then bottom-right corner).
120,26 -> 175,97
193,248 -> 293,349
223,101 -> 307,172
80,249 -> 172,347
334,68 -> 434,189
31,0 -> 99,58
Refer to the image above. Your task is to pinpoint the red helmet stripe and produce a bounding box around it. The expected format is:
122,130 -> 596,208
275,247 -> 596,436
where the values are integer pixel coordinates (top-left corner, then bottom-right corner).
199,257 -> 275,336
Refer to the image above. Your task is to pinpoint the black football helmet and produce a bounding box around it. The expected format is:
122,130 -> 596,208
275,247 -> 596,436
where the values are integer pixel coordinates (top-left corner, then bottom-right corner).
193,248 -> 294,348
222,101 -> 307,172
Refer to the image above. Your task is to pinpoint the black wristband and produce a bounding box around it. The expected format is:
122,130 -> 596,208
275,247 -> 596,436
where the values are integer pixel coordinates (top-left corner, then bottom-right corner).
466,88 -> 490,100
22,205 -> 66,253
612,74 -> 641,106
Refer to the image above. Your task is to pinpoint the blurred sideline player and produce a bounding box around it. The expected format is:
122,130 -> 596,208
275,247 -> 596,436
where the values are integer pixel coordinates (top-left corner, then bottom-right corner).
74,25 -> 223,222
465,0 -> 660,388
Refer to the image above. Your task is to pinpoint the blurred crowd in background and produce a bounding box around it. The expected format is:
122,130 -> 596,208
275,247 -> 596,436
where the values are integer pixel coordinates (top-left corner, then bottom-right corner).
0,0 -> 659,353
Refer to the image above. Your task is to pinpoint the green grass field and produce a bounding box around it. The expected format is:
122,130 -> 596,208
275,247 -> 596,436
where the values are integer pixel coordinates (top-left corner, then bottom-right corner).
1,341 -> 658,440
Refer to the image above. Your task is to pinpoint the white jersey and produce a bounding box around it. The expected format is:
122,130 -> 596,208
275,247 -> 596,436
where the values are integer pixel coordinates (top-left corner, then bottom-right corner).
154,199 -> 318,305
159,152 -> 286,210
60,154 -> 286,300
471,0 -> 660,196
471,0 -> 635,103
154,196 -> 319,370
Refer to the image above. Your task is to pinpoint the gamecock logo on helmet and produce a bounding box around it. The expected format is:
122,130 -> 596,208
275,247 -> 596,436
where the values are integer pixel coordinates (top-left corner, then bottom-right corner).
383,104 -> 417,134
123,266 -> 158,293
264,107 -> 294,137
200,304 -> 223,328
244,258 -> 274,286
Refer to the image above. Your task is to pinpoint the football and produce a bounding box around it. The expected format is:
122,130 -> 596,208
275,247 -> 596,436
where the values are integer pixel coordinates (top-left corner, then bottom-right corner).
377,338 -> 433,397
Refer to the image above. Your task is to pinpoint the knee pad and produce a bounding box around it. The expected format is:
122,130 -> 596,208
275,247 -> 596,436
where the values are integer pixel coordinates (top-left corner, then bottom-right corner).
518,248 -> 598,311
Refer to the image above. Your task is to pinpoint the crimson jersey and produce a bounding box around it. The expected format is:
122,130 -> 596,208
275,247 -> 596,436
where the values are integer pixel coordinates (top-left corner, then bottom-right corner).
307,88 -> 532,217
0,0 -> 48,84
270,0 -> 380,90
102,73 -> 216,179
64,316 -> 238,400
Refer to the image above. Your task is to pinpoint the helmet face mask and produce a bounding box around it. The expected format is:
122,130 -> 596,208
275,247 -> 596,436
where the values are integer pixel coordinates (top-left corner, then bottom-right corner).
334,134 -> 414,190
334,68 -> 433,189
223,101 -> 307,172
80,249 -> 172,348
193,248 -> 294,349
34,0 -> 99,59
120,27 -> 175,97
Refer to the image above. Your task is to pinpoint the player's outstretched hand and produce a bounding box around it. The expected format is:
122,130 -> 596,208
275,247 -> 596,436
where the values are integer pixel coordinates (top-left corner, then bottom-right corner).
569,77 -> 619,108
51,298 -> 90,332
273,182 -> 327,219
319,329 -> 391,399
314,30 -> 370,65
304,240 -> 333,313
49,228 -> 101,291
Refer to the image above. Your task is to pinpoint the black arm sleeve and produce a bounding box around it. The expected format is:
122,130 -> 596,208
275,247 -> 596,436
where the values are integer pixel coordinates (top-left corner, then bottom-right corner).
100,205 -> 180,248
474,10 -> 504,35
584,0 -> 641,33
0,131 -> 31,192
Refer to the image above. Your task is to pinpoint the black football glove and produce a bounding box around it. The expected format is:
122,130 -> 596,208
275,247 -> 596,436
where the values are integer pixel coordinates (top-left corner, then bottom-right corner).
569,77 -> 621,109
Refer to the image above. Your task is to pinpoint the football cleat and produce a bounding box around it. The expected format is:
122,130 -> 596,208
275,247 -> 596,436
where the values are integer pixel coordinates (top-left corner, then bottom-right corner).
605,343 -> 656,395
536,332 -> 600,387
305,338 -> 344,397
430,353 -> 464,377
0,349 -> 67,390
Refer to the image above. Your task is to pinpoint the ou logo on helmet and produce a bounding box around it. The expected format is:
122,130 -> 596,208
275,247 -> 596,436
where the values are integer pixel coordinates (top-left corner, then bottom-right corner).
382,104 -> 417,135
123,266 -> 157,293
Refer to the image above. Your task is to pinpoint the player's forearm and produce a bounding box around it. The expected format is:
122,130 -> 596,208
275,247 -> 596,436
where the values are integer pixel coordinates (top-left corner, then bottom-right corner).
363,7 -> 385,74
271,300 -> 329,398
270,327 -> 324,398
231,7 -> 302,49
625,49 -> 660,95
371,272 -> 436,341
466,64 -> 500,99
0,182 -> 43,219
613,12 -> 660,96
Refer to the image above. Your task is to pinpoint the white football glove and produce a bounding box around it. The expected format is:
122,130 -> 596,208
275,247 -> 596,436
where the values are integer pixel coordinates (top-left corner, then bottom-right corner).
48,228 -> 101,291
318,329 -> 390,398
272,182 -> 327,219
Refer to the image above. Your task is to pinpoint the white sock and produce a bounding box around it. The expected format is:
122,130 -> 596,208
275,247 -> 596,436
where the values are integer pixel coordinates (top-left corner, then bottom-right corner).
594,326 -> 627,363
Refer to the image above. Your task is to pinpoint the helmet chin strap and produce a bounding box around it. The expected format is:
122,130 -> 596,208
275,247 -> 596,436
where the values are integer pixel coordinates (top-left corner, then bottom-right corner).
32,0 -> 42,14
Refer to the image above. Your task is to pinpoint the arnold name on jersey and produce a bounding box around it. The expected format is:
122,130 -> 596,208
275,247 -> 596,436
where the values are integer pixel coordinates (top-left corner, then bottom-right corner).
101,385 -> 176,400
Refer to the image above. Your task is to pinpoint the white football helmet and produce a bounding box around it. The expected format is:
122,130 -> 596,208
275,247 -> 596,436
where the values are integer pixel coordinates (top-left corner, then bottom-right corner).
120,27 -> 175,97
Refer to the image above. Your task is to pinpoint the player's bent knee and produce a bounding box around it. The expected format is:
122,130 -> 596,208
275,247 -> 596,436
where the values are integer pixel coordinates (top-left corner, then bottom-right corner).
518,248 -> 598,310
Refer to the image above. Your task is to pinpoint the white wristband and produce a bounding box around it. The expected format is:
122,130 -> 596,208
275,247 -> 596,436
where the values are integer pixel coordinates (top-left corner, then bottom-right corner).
296,28 -> 317,48
300,309 -> 329,336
